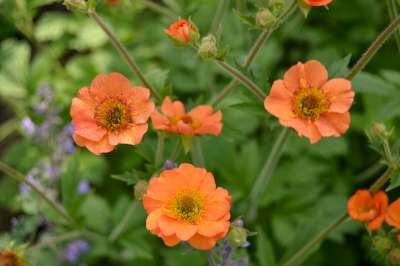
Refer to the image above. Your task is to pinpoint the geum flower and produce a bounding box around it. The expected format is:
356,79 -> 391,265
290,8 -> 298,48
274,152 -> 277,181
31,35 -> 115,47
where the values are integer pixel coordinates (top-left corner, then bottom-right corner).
303,0 -> 332,6
347,190 -> 388,231
386,199 -> 400,240
143,163 -> 231,250
70,73 -> 154,155
164,19 -> 199,46
264,60 -> 355,144
151,96 -> 222,136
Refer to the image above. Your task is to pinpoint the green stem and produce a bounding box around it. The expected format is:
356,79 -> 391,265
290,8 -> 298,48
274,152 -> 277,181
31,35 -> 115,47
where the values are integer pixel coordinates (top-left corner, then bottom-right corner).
30,231 -> 81,252
387,0 -> 400,53
210,0 -> 298,107
191,138 -> 205,167
247,127 -> 290,220
214,60 -> 266,101
109,201 -> 139,242
210,0 -> 229,35
155,134 -> 165,168
135,0 -> 177,19
88,10 -> 162,102
346,15 -> 400,80
0,119 -> 19,143
282,167 -> 395,266
169,138 -> 182,162
0,161 -> 76,226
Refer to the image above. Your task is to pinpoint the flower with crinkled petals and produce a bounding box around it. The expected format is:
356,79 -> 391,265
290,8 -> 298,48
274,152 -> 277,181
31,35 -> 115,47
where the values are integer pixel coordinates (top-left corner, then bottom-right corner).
303,0 -> 332,6
70,73 -> 155,155
264,60 -> 355,144
347,190 -> 388,231
151,96 -> 222,136
143,163 -> 231,250
164,19 -> 199,46
386,199 -> 400,236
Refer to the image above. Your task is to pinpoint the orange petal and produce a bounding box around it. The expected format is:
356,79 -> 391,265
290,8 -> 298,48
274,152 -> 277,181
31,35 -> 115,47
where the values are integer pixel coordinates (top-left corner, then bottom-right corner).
314,112 -> 350,137
283,63 -> 304,92
368,215 -> 385,231
161,96 -> 185,118
90,73 -> 132,101
187,234 -> 217,250
197,220 -> 229,237
129,87 -> 155,124
177,121 -> 195,135
158,215 -> 197,240
386,199 -> 400,228
303,60 -> 328,89
188,105 -> 213,120
204,188 -> 231,220
146,209 -> 163,231
108,124 -> 148,146
322,78 -> 355,113
264,80 -> 295,120
280,118 -> 322,144
161,234 -> 181,247
142,195 -> 163,214
73,134 -> 115,155
194,111 -> 223,136
151,111 -> 171,131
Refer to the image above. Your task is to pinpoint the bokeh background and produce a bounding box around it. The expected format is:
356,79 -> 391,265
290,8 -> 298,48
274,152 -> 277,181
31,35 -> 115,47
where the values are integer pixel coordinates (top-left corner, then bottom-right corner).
0,0 -> 400,265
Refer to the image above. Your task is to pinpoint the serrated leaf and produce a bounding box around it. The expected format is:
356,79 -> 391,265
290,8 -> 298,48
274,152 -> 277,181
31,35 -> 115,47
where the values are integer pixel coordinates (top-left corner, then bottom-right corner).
233,9 -> 257,27
329,54 -> 352,78
387,171 -> 400,191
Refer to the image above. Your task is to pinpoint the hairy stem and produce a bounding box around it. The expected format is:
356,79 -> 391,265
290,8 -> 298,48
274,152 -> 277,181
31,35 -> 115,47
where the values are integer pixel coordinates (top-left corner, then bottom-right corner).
109,201 -> 139,242
346,15 -> 400,80
210,0 -> 229,35
0,161 -> 75,226
155,134 -> 165,168
386,0 -> 400,53
88,10 -> 161,102
247,127 -> 290,221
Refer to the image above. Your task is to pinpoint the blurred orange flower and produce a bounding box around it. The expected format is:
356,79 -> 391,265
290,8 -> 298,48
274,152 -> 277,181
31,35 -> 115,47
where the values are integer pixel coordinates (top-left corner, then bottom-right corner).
151,96 -> 222,136
0,249 -> 24,266
164,19 -> 199,46
70,73 -> 155,155
106,0 -> 118,6
264,60 -> 354,143
143,163 -> 231,250
386,199 -> 400,230
347,190 -> 388,231
303,0 -> 332,6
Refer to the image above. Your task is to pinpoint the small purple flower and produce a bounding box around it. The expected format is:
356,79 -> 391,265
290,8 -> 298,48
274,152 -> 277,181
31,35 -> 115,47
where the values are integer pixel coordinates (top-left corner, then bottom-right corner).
64,240 -> 89,264
77,180 -> 90,194
20,169 -> 39,194
21,117 -> 36,136
163,160 -> 178,170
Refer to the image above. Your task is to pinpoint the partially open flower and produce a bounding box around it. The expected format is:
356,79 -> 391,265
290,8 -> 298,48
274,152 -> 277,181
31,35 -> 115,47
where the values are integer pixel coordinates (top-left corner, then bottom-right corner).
386,199 -> 400,232
143,163 -> 231,250
303,0 -> 333,6
151,96 -> 222,136
70,73 -> 155,155
164,19 -> 199,46
264,60 -> 355,143
347,190 -> 388,231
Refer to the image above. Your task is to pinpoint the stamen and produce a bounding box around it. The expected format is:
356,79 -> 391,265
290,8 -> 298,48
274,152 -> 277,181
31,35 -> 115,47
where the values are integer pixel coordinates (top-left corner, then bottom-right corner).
293,88 -> 329,120
170,190 -> 204,223
95,99 -> 130,130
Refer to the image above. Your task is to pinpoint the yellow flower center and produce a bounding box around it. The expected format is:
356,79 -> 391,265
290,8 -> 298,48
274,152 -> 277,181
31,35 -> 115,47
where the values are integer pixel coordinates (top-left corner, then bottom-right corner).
0,250 -> 22,266
293,88 -> 329,121
170,190 -> 204,223
95,99 -> 130,131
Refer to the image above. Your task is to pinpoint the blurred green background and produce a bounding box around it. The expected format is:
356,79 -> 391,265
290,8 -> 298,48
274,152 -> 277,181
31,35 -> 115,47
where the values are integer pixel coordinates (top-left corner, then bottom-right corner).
0,0 -> 400,265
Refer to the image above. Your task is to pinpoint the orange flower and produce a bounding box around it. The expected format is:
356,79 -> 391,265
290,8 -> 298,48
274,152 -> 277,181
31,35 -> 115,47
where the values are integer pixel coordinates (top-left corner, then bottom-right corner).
303,0 -> 332,6
386,199 -> 400,230
106,0 -> 118,6
347,190 -> 388,231
264,60 -> 355,143
70,73 -> 155,155
0,249 -> 25,266
143,163 -> 231,250
151,96 -> 222,136
164,19 -> 199,46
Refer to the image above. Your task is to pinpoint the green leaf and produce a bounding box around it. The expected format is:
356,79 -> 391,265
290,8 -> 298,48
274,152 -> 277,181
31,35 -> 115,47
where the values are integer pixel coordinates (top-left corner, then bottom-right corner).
34,13 -> 72,42
387,171 -> 400,191
233,9 -> 256,27
328,54 -> 352,78
256,226 -> 277,266
61,157 -> 84,218
79,194 -> 111,233
111,170 -> 143,185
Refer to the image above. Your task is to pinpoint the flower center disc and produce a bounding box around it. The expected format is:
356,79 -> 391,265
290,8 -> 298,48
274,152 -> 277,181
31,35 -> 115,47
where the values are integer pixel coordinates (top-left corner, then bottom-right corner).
171,190 -> 203,223
293,88 -> 329,120
95,99 -> 129,131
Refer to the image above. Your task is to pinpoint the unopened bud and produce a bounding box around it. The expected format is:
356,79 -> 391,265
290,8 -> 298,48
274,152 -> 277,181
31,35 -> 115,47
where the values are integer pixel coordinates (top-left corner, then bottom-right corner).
63,0 -> 88,12
269,0 -> 285,15
389,248 -> 400,265
134,180 -> 148,200
372,122 -> 392,140
228,226 -> 248,247
164,19 -> 199,47
255,8 -> 277,28
372,235 -> 392,255
198,34 -> 218,59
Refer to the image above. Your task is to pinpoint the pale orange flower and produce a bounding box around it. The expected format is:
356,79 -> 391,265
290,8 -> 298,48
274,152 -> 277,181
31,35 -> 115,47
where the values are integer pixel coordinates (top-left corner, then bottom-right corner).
347,190 -> 388,231
264,60 -> 355,143
303,0 -> 332,6
164,19 -> 199,46
70,73 -> 155,155
151,96 -> 222,136
386,199 -> 400,230
143,163 -> 231,250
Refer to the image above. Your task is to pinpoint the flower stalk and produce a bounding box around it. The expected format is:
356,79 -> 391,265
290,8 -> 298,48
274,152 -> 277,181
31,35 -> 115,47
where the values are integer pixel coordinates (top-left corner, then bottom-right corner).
109,201 -> 139,242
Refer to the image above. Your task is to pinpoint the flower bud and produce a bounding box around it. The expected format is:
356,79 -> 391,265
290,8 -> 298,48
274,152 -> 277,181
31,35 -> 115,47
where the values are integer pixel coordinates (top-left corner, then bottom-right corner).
389,248 -> 400,265
198,34 -> 218,59
269,0 -> 285,15
163,160 -> 178,170
255,8 -> 277,28
371,235 -> 392,255
228,226 -> 248,247
134,180 -> 148,200
63,0 -> 88,12
371,122 -> 392,140
164,19 -> 199,47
